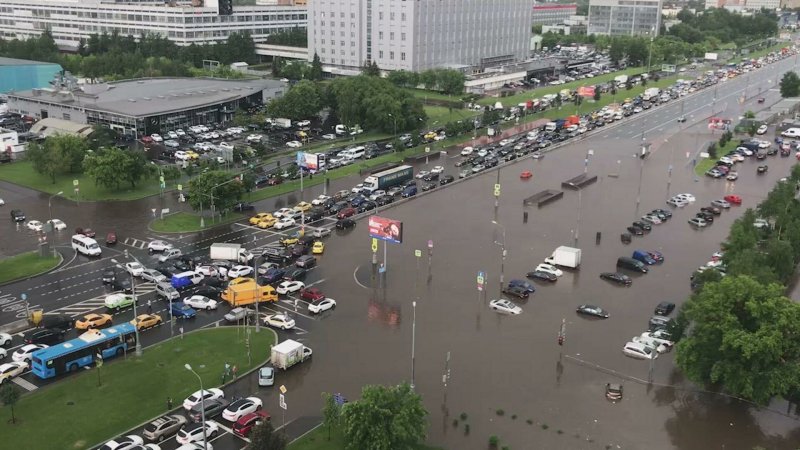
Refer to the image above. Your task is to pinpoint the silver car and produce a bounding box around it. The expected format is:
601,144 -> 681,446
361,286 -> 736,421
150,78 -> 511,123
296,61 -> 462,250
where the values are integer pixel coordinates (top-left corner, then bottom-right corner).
258,367 -> 275,387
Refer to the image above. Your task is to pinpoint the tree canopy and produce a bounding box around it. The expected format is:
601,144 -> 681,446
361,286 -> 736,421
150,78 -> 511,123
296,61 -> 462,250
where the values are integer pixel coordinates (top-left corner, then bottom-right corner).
186,170 -> 245,214
83,147 -> 154,190
26,134 -> 88,183
327,76 -> 426,133
267,80 -> 322,120
780,71 -> 800,98
341,383 -> 427,450
248,419 -> 287,450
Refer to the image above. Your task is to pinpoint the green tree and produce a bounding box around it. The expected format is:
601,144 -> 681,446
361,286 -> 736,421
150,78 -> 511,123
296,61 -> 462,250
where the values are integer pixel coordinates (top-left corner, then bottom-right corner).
83,147 -> 154,190
675,275 -> 800,405
280,61 -> 309,80
0,382 -> 21,424
780,71 -> 800,98
362,60 -> 381,76
248,419 -> 287,450
322,392 -> 342,440
309,52 -> 323,81
267,80 -> 321,120
626,39 -> 650,66
437,69 -> 465,95
186,171 -> 245,215
419,70 -> 438,90
387,70 -> 410,87
744,110 -> 756,119
609,39 -> 626,65
593,90 -> 601,102
26,135 -> 88,183
341,383 -> 427,450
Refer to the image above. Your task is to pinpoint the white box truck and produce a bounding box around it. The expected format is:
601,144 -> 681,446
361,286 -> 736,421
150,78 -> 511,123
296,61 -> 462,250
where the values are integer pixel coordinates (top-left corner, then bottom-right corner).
544,246 -> 581,269
210,243 -> 254,263
271,339 -> 313,370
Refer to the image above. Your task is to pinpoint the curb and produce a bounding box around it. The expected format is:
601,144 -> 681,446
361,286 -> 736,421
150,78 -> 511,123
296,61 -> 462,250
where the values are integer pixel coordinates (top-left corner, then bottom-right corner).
146,212 -> 243,235
0,250 -> 64,288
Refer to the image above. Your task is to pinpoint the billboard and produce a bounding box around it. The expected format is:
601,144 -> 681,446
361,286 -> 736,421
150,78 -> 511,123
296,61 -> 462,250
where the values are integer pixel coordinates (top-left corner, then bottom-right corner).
577,86 -> 595,98
296,152 -> 320,172
704,52 -> 718,61
368,215 -> 403,244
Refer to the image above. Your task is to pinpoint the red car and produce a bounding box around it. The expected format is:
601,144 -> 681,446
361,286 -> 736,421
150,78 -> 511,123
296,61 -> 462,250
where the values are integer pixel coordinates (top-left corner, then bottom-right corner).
267,177 -> 283,186
105,231 -> 117,245
141,136 -> 154,145
232,410 -> 270,437
336,207 -> 356,220
75,227 -> 96,238
723,194 -> 742,205
300,288 -> 325,302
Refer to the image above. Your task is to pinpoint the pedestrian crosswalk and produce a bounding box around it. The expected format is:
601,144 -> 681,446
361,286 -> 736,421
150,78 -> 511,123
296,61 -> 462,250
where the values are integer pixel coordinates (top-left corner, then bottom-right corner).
122,237 -> 148,250
51,283 -> 158,317
13,376 -> 38,392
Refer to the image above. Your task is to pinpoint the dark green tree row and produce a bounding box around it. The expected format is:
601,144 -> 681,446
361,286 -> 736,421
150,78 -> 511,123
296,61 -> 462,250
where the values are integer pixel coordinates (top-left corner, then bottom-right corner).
674,165 -> 800,405
387,69 -> 465,95
0,30 -> 256,80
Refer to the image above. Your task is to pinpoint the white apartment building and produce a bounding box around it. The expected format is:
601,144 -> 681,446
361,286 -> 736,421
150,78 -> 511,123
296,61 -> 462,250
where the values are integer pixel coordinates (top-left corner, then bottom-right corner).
588,0 -> 662,36
0,0 -> 307,50
308,0 -> 533,73
705,0 -> 779,9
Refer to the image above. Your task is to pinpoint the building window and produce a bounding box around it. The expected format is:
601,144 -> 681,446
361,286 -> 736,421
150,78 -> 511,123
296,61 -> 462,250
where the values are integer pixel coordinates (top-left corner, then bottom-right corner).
389,51 -> 394,60
379,50 -> 384,58
401,12 -> 406,21
351,41 -> 355,47
401,52 -> 406,61
321,39 -> 325,44
379,12 -> 383,19
401,32 -> 406,41
390,32 -> 394,40
379,31 -> 383,39
340,40 -> 345,46
63,113 -> 70,120
351,13 -> 355,19
390,12 -> 395,20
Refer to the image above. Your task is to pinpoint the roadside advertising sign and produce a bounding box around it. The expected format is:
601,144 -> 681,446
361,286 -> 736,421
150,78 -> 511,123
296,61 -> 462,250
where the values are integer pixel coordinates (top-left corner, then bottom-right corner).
368,215 -> 403,244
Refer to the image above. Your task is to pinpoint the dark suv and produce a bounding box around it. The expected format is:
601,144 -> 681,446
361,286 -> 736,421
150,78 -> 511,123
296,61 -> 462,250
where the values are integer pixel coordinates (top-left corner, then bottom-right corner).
10,209 -> 25,222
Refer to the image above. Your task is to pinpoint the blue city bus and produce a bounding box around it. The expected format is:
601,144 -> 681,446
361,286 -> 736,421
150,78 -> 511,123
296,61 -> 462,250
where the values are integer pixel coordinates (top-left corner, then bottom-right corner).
30,323 -> 137,379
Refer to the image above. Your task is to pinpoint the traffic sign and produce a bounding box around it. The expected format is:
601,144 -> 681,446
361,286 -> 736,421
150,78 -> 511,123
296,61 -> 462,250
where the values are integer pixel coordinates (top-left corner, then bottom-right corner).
21,293 -> 27,301
73,179 -> 79,186
371,238 -> 378,253
177,184 -> 183,191
159,175 -> 165,183
414,249 -> 422,257
279,384 -> 287,394
427,239 -> 433,249
494,183 -> 501,197
279,393 -> 287,410
425,147 -> 430,153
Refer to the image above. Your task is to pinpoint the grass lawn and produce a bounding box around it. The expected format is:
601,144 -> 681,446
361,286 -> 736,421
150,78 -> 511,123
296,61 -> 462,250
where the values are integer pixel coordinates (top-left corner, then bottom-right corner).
290,426 -> 442,450
150,211 -> 244,233
407,88 -> 461,103
477,66 -> 645,107
694,140 -> 738,176
0,161 -> 165,202
729,42 -> 787,64
0,327 -> 275,450
424,105 -> 479,127
0,251 -> 60,284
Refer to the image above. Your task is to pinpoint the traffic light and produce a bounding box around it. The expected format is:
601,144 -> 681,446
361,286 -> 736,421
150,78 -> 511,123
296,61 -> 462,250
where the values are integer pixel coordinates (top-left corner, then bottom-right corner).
557,335 -> 564,346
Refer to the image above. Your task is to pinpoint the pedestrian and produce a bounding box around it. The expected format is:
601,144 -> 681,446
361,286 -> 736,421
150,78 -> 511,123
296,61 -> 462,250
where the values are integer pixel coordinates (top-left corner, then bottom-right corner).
167,397 -> 173,410
232,365 -> 238,379
147,300 -> 152,314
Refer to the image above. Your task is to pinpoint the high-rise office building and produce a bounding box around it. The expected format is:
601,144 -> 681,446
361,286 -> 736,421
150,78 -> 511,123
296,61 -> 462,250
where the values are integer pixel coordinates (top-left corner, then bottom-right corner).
308,0 -> 533,73
587,0 -> 662,36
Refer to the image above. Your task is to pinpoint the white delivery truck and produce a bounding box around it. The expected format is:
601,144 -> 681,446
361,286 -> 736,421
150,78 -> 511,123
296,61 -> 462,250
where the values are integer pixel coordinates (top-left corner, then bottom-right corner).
210,243 -> 254,263
544,246 -> 582,269
271,339 -> 313,370
274,118 -> 292,129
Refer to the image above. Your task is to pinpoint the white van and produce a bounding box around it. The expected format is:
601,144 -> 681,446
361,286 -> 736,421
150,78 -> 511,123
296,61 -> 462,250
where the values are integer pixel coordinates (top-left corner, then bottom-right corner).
346,146 -> 365,159
72,234 -> 101,256
781,128 -> 800,138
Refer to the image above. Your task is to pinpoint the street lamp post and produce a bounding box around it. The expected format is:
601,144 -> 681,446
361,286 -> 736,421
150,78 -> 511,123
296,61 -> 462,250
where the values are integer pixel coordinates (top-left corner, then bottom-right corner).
111,258 -> 142,357
647,26 -> 655,75
575,150 -> 592,246
48,191 -> 63,221
185,364 -> 209,450
411,300 -> 417,390
491,220 -> 506,292
388,113 -> 397,138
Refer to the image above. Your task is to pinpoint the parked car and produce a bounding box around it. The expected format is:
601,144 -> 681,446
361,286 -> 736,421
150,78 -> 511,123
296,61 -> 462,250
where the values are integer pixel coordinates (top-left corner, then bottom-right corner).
576,304 -> 609,318
489,299 -> 522,315
599,272 -> 632,286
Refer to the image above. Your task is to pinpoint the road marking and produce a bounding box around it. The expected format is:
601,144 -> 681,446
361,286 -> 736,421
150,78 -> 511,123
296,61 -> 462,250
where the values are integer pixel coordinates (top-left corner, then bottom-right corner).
13,376 -> 38,391
121,237 -> 147,250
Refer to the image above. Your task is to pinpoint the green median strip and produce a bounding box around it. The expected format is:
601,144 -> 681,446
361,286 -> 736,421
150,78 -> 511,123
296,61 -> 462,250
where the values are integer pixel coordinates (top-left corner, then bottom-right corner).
0,251 -> 60,284
0,327 -> 274,450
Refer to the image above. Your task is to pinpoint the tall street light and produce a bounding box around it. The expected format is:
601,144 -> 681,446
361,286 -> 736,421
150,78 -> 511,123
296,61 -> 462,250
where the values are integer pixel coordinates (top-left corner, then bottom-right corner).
388,113 -> 397,138
575,150 -> 593,246
410,300 -> 417,390
185,364 -> 209,450
491,220 -> 507,292
647,26 -> 655,75
48,191 -> 63,221
111,258 -> 142,357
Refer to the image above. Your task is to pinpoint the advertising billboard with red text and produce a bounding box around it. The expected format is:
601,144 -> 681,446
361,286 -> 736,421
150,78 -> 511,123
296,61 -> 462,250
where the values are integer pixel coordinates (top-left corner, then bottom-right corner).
368,215 -> 403,244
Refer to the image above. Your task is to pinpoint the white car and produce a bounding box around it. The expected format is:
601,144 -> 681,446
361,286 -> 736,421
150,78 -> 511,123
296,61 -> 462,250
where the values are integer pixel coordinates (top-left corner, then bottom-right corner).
99,435 -> 145,450
431,165 -> 445,174
222,397 -> 263,422
124,262 -> 145,277
622,341 -> 658,360
308,298 -> 337,314
12,344 -> 48,362
264,313 -> 296,330
167,131 -> 179,139
756,140 -> 771,149
176,421 -> 220,445
194,265 -> 219,277
311,195 -> 331,206
351,183 -> 365,193
0,332 -> 12,346
415,170 -> 430,179
0,347 -> 5,359
273,217 -> 296,230
711,199 -> 731,209
368,190 -> 386,201
246,134 -> 263,143
273,208 -> 293,218
296,120 -> 311,127
642,214 -> 662,225
675,193 -> 695,202
219,142 -> 234,151
227,265 -> 254,278
736,146 -> 754,156
25,220 -> 43,231
141,269 -> 167,284
47,219 -> 67,231
632,335 -> 669,354
276,280 -> 305,295
460,146 -> 474,156
257,262 -> 278,275
164,140 -> 180,148
147,240 -> 173,253
535,263 -> 563,277
499,139 -> 512,146
640,331 -> 674,348
183,295 -> 218,311
489,299 -> 522,315
321,133 -> 336,140
286,141 -> 302,148
176,129 -> 186,137
176,444 -> 213,450
0,362 -> 28,384
150,134 -> 163,142
688,217 -> 708,228
174,151 -> 189,161
667,198 -> 688,208
183,388 -> 225,410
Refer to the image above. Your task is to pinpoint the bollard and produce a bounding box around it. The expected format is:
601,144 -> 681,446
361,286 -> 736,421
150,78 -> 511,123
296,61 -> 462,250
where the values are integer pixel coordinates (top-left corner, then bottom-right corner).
523,211 -> 528,223
596,232 -> 601,245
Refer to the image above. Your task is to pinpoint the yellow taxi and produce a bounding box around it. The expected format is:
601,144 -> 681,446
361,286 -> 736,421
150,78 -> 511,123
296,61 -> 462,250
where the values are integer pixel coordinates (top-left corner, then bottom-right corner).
228,277 -> 255,287
186,150 -> 200,160
294,201 -> 312,212
424,131 -> 437,140
281,236 -> 299,247
75,313 -> 113,330
257,216 -> 277,229
131,313 -> 162,330
312,241 -> 325,254
250,213 -> 273,226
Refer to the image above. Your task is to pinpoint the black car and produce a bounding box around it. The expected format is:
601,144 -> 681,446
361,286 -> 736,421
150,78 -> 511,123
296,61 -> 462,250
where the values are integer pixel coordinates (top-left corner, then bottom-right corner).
291,243 -> 309,257
502,285 -> 530,299
102,269 -> 117,284
336,218 -> 356,230
576,304 -> 609,318
112,278 -> 133,294
421,182 -> 437,192
648,315 -> 673,331
696,211 -> 714,223
283,268 -> 307,281
422,172 -> 440,182
155,264 -> 179,278
375,195 -> 394,206
700,206 -> 721,216
306,208 -> 325,223
188,398 -> 230,422
259,267 -> 286,285
655,301 -> 676,316
526,270 -> 557,282
651,209 -> 672,220
172,260 -> 193,272
757,164 -> 768,173
626,226 -> 644,236
632,221 -> 651,232
600,272 -> 632,286
328,201 -> 349,215
194,286 -> 222,298
357,201 -> 377,213
439,175 -> 455,185
233,203 -> 255,212
24,328 -> 66,345
10,209 -> 25,222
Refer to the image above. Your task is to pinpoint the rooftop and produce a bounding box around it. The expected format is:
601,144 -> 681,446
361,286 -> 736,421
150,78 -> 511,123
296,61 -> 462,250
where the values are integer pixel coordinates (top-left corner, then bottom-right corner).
11,77 -> 286,118
0,56 -> 61,67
